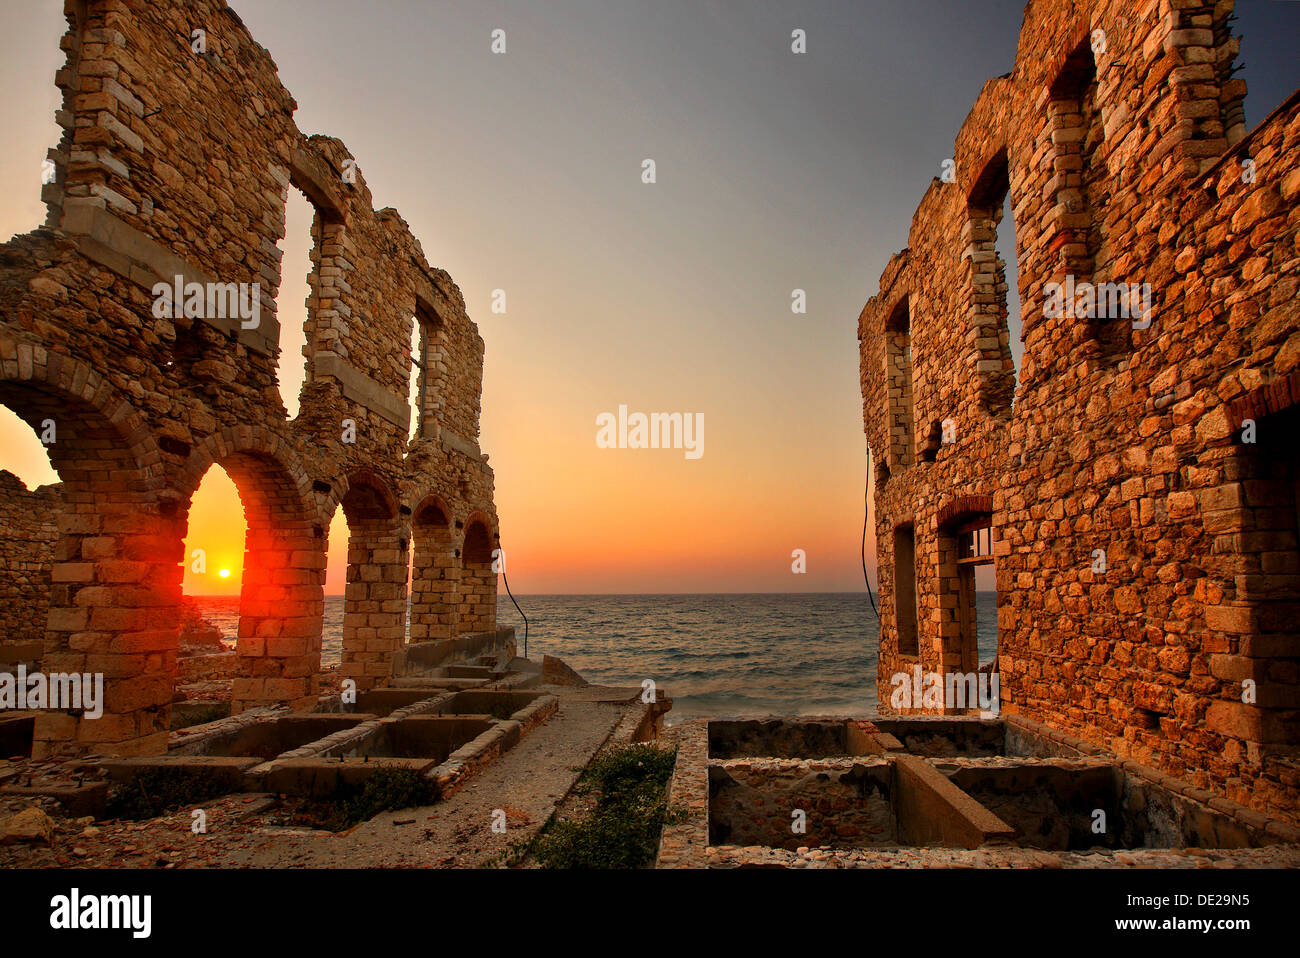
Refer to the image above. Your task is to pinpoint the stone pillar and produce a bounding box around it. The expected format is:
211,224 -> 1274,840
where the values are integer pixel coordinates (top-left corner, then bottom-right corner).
458,521 -> 497,635
340,519 -> 410,691
32,502 -> 185,758
232,518 -> 324,713
409,517 -> 457,643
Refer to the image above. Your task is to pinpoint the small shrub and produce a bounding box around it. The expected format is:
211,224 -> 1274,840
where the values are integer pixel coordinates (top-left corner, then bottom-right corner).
169,702 -> 230,730
528,744 -> 684,869
290,767 -> 437,832
106,767 -> 234,821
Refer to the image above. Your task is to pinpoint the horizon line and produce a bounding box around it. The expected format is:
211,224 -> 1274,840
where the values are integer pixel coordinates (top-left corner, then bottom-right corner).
184,589 -> 1006,599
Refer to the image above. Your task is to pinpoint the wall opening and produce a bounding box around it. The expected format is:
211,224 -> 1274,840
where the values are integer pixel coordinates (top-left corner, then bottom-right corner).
408,313 -> 423,441
409,497 -> 456,643
1237,404 -> 1300,759
893,525 -> 919,658
337,474 -> 407,692
937,513 -> 997,708
324,506 -> 347,663
884,297 -> 914,471
0,405 -> 60,648
182,453 -> 324,714
967,152 -> 1021,414
1047,41 -> 1120,356
410,301 -> 445,443
277,184 -> 316,420
459,519 -> 497,635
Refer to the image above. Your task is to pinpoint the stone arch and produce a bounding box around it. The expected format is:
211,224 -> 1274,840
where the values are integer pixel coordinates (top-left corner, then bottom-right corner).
936,495 -> 995,529
408,492 -> 457,644
336,469 -> 408,691
176,427 -> 316,519
0,339 -> 167,491
0,342 -> 179,757
177,428 -> 324,714
458,512 -> 498,635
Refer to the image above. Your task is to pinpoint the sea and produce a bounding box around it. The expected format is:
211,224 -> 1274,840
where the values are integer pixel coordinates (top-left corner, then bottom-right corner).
193,592 -> 999,724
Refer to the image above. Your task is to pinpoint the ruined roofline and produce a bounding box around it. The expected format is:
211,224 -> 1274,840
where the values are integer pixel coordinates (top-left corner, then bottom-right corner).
1193,85 -> 1300,189
854,0 -> 1257,348
857,248 -> 909,344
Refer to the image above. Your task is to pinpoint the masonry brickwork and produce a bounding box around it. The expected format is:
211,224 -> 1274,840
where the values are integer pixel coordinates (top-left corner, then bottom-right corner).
858,0 -> 1300,822
0,472 -> 60,648
0,0 -> 501,758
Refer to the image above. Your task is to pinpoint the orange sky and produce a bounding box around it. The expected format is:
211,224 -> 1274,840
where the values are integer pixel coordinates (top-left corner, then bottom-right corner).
6,3 -> 1292,596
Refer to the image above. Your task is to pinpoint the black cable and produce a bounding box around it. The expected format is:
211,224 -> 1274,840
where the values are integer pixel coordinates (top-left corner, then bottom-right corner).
501,565 -> 529,658
862,455 -> 880,621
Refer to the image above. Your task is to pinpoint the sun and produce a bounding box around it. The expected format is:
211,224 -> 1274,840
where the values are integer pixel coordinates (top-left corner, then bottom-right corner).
218,568 -> 231,579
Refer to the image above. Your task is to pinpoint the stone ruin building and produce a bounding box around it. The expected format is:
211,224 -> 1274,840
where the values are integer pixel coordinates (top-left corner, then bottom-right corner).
0,0 -> 502,759
2,0 -> 1299,872
857,0 -> 1299,823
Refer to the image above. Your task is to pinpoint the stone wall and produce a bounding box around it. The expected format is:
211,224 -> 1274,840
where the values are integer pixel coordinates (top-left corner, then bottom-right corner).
0,472 -> 60,647
708,761 -> 896,849
858,0 -> 1299,822
0,0 -> 500,757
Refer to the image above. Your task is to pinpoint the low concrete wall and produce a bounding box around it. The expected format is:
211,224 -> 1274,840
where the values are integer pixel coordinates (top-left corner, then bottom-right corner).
893,754 -> 1015,848
392,628 -> 516,677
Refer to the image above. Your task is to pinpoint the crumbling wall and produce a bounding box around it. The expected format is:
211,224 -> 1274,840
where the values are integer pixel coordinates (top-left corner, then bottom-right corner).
859,0 -> 1299,821
0,0 -> 501,758
0,472 -> 60,646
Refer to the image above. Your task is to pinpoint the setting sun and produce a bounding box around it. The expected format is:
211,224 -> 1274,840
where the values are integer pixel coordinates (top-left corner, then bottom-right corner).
218,569 -> 230,579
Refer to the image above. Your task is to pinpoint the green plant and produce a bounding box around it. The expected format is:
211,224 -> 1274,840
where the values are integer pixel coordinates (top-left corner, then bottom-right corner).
526,744 -> 684,869
169,702 -> 230,730
290,767 -> 437,832
106,767 -> 234,820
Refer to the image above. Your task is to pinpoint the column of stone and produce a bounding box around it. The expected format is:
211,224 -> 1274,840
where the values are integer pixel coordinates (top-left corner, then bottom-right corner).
408,523 -> 457,643
32,502 -> 184,757
232,519 -> 324,713
340,520 -> 409,691
457,556 -> 496,634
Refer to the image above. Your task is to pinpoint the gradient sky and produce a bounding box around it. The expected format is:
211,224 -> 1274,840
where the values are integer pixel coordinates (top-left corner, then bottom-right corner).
2,1 -> 1298,595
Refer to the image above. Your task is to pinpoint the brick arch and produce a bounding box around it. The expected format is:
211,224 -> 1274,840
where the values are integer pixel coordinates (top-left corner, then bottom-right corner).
334,469 -> 408,693
175,428 -> 325,714
458,512 -> 498,634
883,291 -> 910,332
411,492 -> 453,527
0,342 -> 183,758
335,468 -> 400,523
407,492 -> 458,645
935,494 -> 994,530
461,510 -> 497,554
175,427 -> 316,519
0,338 -> 167,492
1225,371 -> 1300,433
